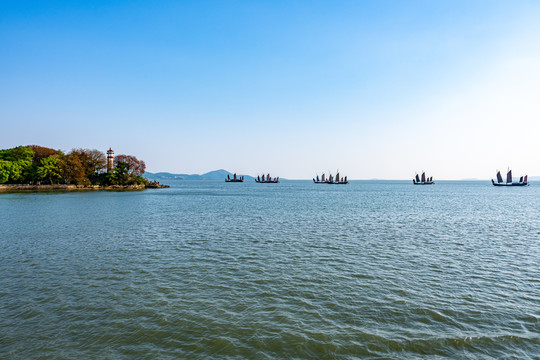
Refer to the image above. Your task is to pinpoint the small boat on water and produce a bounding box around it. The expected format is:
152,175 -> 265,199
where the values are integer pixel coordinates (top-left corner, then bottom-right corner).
313,171 -> 348,184
492,169 -> 528,186
413,172 -> 434,185
225,173 -> 244,182
255,174 -> 279,183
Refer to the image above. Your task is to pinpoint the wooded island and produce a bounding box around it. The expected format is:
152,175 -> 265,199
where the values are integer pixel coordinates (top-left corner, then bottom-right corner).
0,145 -> 166,190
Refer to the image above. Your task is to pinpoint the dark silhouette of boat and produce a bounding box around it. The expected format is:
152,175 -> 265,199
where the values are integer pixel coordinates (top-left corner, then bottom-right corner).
491,169 -> 528,186
313,171 -> 348,184
255,174 -> 279,183
413,172 -> 434,185
225,173 -> 244,182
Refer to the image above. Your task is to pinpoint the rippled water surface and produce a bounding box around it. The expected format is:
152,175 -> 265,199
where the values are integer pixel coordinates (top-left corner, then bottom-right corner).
1,180 -> 539,359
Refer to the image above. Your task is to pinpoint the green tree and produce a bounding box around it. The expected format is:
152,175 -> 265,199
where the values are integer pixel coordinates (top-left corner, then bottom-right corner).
0,146 -> 34,164
37,156 -> 62,184
107,161 -> 130,185
0,146 -> 35,183
0,159 -> 28,183
0,160 -> 11,183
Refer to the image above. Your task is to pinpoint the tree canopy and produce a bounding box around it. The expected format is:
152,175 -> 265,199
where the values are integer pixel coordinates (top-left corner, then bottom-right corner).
114,154 -> 146,176
0,145 -> 148,186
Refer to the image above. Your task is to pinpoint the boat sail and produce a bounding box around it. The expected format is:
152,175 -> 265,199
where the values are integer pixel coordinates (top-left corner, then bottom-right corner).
413,171 -> 434,185
313,170 -> 349,184
492,169 -> 528,186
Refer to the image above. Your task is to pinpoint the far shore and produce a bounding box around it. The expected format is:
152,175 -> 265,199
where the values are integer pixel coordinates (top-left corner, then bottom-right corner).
0,183 -> 169,193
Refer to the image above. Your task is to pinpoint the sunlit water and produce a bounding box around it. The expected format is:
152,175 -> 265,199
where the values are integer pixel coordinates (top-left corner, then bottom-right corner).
1,180 -> 539,359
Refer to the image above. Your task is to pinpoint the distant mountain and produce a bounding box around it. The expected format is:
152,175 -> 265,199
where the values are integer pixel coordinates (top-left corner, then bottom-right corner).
145,169 -> 254,180
201,169 -> 234,180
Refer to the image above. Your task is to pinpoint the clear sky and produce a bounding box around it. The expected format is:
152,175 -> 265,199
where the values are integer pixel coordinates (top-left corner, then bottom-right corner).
2,1 -> 540,179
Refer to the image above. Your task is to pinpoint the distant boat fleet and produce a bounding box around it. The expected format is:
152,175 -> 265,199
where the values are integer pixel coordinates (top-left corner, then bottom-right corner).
224,168 -> 531,187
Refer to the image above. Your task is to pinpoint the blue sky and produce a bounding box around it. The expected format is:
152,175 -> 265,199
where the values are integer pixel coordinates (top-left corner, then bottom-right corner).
2,1 -> 540,179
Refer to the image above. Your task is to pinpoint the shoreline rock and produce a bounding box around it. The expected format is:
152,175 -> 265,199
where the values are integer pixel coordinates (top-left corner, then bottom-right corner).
146,181 -> 170,189
0,184 -> 159,192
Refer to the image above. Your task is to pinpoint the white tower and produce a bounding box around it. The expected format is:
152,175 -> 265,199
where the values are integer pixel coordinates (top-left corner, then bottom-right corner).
107,148 -> 114,172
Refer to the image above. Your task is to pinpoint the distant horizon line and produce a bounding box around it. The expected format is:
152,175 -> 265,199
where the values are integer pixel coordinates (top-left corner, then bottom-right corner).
145,170 -> 539,182
146,175 -> 540,181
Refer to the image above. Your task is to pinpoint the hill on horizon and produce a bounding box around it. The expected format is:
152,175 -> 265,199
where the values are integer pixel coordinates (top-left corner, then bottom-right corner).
145,169 -> 255,180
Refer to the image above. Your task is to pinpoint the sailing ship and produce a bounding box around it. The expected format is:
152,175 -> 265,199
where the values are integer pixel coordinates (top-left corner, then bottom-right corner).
225,173 -> 244,182
491,169 -> 528,186
313,171 -> 348,184
255,174 -> 279,183
413,172 -> 434,185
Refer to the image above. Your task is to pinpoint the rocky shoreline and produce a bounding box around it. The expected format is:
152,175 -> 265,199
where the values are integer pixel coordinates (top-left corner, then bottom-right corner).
0,183 -> 169,192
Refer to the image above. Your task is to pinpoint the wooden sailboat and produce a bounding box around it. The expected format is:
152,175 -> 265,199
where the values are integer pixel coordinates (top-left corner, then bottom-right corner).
313,173 -> 325,183
225,173 -> 244,182
491,169 -> 528,186
313,171 -> 348,184
413,171 -> 434,185
255,173 -> 279,183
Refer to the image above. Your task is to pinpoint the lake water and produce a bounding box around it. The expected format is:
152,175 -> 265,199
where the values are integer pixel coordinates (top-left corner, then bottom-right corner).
1,180 -> 539,359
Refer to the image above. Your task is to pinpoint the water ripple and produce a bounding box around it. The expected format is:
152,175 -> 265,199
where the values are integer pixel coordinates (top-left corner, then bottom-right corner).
1,181 -> 539,358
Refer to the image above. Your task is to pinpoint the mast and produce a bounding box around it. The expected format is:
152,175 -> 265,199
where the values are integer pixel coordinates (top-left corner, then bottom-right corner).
421,172 -> 426,183
506,169 -> 512,184
415,174 -> 420,183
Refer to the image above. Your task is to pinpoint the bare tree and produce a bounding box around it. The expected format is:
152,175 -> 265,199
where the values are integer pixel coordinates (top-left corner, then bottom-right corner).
86,149 -> 107,173
114,154 -> 146,175
70,148 -> 106,175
